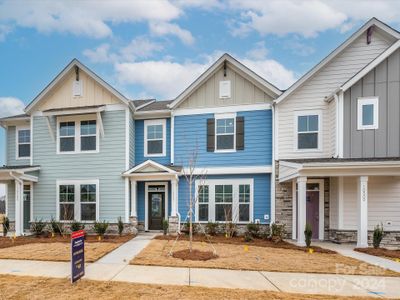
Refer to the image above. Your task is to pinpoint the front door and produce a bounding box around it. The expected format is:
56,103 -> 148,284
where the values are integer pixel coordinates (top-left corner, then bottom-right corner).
306,183 -> 319,239
23,185 -> 31,231
148,191 -> 164,230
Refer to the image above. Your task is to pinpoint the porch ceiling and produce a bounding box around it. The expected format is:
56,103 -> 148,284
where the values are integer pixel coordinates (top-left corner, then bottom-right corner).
279,158 -> 400,182
0,165 -> 40,182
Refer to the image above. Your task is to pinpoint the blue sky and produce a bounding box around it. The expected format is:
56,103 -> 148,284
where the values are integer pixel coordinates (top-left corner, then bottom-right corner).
1,0 -> 400,175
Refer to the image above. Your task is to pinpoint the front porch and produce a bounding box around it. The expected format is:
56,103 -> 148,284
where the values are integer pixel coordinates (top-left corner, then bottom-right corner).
0,165 -> 40,236
123,160 -> 181,232
278,158 -> 400,247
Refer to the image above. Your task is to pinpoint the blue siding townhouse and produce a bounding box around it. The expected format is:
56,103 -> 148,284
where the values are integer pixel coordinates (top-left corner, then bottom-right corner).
0,53 -> 281,235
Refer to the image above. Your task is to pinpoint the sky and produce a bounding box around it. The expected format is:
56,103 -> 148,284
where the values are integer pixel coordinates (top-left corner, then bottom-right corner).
1,0 -> 400,177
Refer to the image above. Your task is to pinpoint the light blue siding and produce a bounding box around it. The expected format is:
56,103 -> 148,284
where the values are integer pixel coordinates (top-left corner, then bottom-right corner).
7,181 -> 15,220
7,126 -> 30,166
135,118 -> 171,166
178,174 -> 271,224
129,111 -> 135,168
31,110 -> 126,222
174,110 -> 272,167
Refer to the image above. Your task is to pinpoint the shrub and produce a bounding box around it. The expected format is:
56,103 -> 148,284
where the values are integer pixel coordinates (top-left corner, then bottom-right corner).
117,217 -> 124,236
246,222 -> 261,238
224,222 -> 236,238
70,220 -> 85,232
2,216 -> 9,237
50,217 -> 64,236
270,222 -> 286,243
93,220 -> 109,237
304,223 -> 312,248
184,221 -> 197,235
206,222 -> 219,236
31,219 -> 46,236
243,231 -> 254,242
162,219 -> 169,235
373,223 -> 384,249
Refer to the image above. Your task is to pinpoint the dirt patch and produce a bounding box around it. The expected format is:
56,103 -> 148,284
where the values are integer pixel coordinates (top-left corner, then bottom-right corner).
132,240 -> 399,276
172,249 -> 218,261
0,242 -> 121,262
0,234 -> 134,249
156,234 -> 335,254
355,247 -> 400,261
0,275 -> 381,300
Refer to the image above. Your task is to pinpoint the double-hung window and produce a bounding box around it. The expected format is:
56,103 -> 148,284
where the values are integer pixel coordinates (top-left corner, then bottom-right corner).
196,180 -> 253,223
58,180 -> 98,222
58,116 -> 98,153
296,113 -> 320,150
144,119 -> 166,156
215,116 -> 235,151
17,128 -> 31,158
357,97 -> 378,130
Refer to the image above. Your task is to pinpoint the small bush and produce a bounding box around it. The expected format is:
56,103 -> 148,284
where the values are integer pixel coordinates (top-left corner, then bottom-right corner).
50,217 -> 64,236
304,223 -> 312,248
162,219 -> 169,235
246,222 -> 261,238
70,220 -> 85,232
3,216 -> 9,237
224,222 -> 236,238
31,219 -> 46,236
93,220 -> 109,237
270,222 -> 286,243
243,232 -> 254,242
373,223 -> 384,249
117,217 -> 124,236
184,221 -> 197,235
206,222 -> 219,236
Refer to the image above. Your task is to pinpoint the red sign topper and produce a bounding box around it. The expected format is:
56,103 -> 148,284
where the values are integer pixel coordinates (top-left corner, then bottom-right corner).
71,230 -> 85,239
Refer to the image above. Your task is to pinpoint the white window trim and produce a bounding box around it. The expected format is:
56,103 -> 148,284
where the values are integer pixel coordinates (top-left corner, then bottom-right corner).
56,179 -> 100,223
357,97 -> 379,130
195,178 -> 253,224
144,119 -> 166,157
214,112 -> 236,153
294,110 -> 322,152
56,114 -> 99,154
16,126 -> 31,160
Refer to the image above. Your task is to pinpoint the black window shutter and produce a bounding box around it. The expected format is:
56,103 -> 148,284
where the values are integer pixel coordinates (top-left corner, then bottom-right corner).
236,116 -> 244,150
207,118 -> 215,152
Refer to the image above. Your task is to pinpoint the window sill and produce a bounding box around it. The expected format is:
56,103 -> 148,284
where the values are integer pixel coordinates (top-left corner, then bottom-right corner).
357,126 -> 378,131
144,153 -> 166,157
294,148 -> 322,153
16,156 -> 31,160
57,150 -> 99,155
214,149 -> 236,153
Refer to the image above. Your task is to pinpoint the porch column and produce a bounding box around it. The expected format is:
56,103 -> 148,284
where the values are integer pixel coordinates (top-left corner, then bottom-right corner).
130,180 -> 137,217
357,176 -> 368,248
14,180 -> 23,236
171,178 -> 178,216
297,176 -> 307,246
292,179 -> 297,240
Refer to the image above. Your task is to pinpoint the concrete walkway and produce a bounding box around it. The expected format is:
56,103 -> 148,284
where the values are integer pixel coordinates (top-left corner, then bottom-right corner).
313,241 -> 400,273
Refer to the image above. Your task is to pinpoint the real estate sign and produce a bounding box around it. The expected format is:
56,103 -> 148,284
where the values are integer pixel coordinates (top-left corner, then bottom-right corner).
71,230 -> 85,283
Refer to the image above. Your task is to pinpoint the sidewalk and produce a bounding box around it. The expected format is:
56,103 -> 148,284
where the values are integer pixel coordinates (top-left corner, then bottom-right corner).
313,241 -> 400,273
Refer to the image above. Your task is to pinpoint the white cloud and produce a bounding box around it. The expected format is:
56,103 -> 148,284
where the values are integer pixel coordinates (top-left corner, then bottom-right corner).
0,0 -> 182,39
83,44 -> 114,64
284,40 -> 315,56
0,97 -> 25,118
0,24 -> 11,41
149,22 -> 195,45
246,41 -> 268,60
229,0 -> 400,38
114,52 -> 296,99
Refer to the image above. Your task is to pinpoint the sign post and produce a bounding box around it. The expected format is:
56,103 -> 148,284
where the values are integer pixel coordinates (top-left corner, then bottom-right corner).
71,230 -> 85,283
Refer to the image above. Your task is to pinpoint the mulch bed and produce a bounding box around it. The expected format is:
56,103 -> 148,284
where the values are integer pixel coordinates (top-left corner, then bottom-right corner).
172,249 -> 218,261
355,247 -> 400,260
0,234 -> 135,249
156,234 -> 336,254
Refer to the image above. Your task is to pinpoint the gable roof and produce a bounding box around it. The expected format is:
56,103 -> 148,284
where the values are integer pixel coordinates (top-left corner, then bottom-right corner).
137,100 -> 173,112
275,18 -> 400,105
123,160 -> 180,175
168,53 -> 282,109
25,59 -> 132,114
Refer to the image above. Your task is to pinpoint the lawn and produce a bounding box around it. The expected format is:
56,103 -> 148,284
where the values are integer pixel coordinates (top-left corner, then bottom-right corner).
0,275 -> 382,300
0,235 -> 134,262
131,238 -> 399,276
355,247 -> 400,262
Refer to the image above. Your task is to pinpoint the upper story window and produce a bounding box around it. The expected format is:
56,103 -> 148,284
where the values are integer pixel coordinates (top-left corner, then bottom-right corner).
144,119 -> 166,157
216,117 -> 235,151
57,115 -> 98,154
358,97 -> 378,130
296,112 -> 320,150
16,128 -> 31,159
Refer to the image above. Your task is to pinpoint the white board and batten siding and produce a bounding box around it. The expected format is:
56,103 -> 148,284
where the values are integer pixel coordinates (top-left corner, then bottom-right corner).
177,65 -> 274,109
277,30 -> 395,160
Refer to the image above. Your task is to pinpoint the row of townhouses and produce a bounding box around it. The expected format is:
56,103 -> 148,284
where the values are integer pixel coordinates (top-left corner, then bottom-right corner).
1,18 -> 400,247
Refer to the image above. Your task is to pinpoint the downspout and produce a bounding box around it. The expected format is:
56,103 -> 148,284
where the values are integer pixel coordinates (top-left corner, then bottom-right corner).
334,93 -> 339,158
171,111 -> 175,165
270,104 -> 276,224
10,171 -> 23,236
